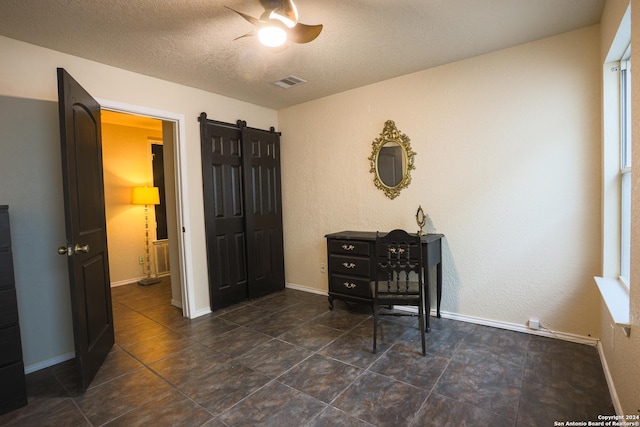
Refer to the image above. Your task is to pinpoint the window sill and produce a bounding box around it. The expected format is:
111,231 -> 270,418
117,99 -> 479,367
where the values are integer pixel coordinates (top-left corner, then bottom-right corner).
594,276 -> 631,336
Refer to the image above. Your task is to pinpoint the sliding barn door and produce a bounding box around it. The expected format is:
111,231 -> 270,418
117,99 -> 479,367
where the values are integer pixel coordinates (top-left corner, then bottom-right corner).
200,115 -> 284,310
200,116 -> 248,310
241,123 -> 285,299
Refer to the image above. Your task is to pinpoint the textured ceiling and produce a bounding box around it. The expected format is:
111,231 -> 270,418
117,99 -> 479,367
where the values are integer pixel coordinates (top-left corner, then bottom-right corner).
0,0 -> 604,109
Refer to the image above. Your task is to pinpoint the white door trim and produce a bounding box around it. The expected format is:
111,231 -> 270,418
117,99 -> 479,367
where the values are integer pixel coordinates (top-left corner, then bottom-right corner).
96,98 -> 195,318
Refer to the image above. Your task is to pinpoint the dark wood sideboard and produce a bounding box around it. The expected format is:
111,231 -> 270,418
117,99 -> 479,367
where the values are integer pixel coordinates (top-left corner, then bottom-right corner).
0,206 -> 27,415
325,231 -> 444,329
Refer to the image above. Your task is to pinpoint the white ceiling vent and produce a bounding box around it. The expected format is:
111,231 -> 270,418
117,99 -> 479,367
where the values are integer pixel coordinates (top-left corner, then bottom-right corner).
272,75 -> 307,89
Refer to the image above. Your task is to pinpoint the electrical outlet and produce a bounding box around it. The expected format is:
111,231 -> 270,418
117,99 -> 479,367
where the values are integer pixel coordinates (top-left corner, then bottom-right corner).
529,318 -> 540,330
139,256 -> 144,265
320,263 -> 326,273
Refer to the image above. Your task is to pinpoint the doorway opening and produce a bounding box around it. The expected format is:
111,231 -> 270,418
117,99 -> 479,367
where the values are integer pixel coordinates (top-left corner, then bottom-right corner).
97,99 -> 194,318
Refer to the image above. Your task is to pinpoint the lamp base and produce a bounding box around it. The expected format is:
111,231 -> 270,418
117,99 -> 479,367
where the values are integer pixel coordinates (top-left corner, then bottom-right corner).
137,277 -> 160,286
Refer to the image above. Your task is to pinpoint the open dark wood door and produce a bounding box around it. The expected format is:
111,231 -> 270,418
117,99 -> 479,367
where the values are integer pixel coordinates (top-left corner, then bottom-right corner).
57,68 -> 114,393
240,122 -> 285,299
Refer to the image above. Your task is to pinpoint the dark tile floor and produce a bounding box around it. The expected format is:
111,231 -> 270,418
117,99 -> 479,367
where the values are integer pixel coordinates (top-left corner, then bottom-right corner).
0,278 -> 614,426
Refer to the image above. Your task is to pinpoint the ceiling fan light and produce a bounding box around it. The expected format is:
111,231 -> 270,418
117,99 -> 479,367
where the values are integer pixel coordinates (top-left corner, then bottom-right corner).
258,25 -> 287,47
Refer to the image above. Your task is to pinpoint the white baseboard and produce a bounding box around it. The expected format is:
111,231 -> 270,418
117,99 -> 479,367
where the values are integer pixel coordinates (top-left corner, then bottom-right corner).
191,307 -> 212,319
110,276 -> 149,287
110,277 -> 141,287
597,341 -> 623,415
171,299 -> 183,309
436,309 -> 599,346
335,299 -> 597,346
110,272 -> 171,288
25,351 -> 75,374
286,282 -> 328,296
285,285 -> 597,346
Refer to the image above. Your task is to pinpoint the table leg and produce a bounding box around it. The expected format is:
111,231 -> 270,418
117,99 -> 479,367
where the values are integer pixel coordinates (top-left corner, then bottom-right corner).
424,282 -> 431,332
436,262 -> 442,318
423,265 -> 431,333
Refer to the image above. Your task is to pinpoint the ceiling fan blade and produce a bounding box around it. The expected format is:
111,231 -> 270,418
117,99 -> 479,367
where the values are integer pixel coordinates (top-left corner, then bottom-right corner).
259,0 -> 283,12
225,6 -> 261,26
287,23 -> 323,44
233,30 -> 257,41
270,0 -> 298,27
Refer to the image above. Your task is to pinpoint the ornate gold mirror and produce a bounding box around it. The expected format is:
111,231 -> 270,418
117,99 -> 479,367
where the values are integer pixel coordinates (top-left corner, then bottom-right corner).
368,120 -> 416,199
416,205 -> 426,235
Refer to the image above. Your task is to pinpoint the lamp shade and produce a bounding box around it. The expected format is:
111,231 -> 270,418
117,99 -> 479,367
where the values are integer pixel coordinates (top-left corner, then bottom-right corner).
132,187 -> 160,205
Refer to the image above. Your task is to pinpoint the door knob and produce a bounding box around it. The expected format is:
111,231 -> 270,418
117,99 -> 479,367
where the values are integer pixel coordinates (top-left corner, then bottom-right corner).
57,244 -> 90,256
74,244 -> 89,254
58,246 -> 72,256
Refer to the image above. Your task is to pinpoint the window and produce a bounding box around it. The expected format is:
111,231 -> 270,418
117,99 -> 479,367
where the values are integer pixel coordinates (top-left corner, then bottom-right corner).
619,49 -> 631,286
596,6 -> 631,331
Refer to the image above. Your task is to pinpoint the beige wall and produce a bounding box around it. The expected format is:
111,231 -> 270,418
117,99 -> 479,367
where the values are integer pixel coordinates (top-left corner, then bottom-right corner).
598,0 -> 640,415
279,25 -> 602,337
102,122 -> 162,285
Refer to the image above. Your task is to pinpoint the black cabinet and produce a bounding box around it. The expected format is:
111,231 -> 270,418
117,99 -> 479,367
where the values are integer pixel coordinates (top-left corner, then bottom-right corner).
0,206 -> 27,415
325,231 -> 445,320
199,115 -> 285,310
326,237 -> 375,303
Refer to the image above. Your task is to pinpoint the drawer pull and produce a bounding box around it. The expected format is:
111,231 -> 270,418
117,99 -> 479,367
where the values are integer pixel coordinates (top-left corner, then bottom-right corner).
342,262 -> 356,269
389,247 -> 405,254
342,244 -> 355,251
343,282 -> 357,289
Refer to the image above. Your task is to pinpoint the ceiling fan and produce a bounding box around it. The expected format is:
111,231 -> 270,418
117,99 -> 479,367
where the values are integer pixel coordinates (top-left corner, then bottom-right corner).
226,0 -> 323,48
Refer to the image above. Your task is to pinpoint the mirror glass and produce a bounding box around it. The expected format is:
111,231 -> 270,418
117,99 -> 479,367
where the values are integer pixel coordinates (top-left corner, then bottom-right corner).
377,142 -> 406,187
368,120 -> 416,199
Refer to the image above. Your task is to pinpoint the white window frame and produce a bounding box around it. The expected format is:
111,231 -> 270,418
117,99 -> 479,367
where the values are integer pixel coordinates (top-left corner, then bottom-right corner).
619,52 -> 631,287
594,5 -> 631,333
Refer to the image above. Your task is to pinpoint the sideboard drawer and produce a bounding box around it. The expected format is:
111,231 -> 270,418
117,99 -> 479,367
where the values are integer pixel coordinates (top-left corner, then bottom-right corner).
0,209 -> 9,248
0,249 -> 14,290
0,206 -> 27,415
327,240 -> 370,257
329,255 -> 370,277
0,326 -> 22,367
0,288 -> 19,328
330,274 -> 372,298
0,362 -> 27,414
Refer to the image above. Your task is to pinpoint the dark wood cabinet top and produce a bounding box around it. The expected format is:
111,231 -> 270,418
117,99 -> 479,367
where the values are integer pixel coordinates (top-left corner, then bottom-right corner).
325,230 -> 444,243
